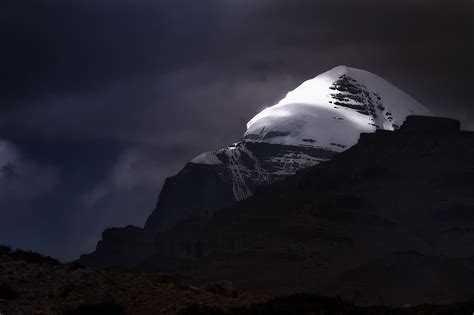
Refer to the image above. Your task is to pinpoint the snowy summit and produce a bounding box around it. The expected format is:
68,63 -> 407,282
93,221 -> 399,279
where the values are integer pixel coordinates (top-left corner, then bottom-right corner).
188,66 -> 432,201
244,65 -> 432,150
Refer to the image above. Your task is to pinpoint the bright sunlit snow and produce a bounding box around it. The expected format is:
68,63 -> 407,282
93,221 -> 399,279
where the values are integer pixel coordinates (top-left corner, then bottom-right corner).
245,65 -> 432,150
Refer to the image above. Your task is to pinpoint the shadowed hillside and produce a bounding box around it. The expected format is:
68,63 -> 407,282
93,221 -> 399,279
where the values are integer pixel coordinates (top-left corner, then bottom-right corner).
1,245 -> 472,314
133,116 -> 474,305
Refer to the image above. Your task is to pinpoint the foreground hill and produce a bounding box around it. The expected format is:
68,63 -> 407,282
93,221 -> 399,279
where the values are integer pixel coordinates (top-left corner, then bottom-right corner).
1,246 -> 472,315
0,246 -> 267,314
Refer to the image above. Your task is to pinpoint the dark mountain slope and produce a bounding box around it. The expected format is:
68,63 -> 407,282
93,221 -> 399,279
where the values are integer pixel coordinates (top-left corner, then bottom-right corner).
79,143 -> 336,269
137,116 -> 474,305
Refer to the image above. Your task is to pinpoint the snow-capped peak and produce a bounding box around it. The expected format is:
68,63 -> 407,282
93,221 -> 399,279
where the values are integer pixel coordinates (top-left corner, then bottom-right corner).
142,66 -> 435,234
244,65 -> 432,150
188,66 -> 432,201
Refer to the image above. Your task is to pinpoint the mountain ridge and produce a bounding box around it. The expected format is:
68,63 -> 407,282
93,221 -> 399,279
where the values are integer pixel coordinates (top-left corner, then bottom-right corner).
79,66 -> 436,280
144,65 -> 432,231
136,115 -> 474,305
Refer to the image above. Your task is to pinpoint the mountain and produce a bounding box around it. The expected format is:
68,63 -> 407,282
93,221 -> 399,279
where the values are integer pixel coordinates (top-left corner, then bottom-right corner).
79,66 -> 431,270
139,116 -> 474,305
145,65 -> 431,232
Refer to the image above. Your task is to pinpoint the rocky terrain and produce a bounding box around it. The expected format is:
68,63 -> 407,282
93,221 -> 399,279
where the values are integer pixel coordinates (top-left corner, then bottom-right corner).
0,246 -> 268,315
1,246 -> 473,315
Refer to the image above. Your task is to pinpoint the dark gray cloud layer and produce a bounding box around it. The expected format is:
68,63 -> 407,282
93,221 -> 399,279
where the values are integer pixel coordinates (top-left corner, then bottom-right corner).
0,0 -> 472,260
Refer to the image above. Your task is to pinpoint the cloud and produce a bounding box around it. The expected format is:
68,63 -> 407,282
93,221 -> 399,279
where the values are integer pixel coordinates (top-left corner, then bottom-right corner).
0,140 -> 58,254
82,147 -> 174,208
69,145 -> 187,257
0,140 -> 57,202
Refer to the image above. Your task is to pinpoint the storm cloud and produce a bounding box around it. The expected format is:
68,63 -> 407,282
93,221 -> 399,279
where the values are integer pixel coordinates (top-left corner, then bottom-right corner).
0,0 -> 472,260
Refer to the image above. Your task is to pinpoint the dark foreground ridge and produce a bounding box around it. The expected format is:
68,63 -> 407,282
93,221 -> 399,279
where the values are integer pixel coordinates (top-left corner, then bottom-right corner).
80,116 -> 474,306
1,245 -> 473,314
0,245 -> 267,314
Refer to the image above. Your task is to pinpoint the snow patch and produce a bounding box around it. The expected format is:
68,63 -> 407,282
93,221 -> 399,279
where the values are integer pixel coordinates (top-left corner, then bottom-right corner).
190,152 -> 222,165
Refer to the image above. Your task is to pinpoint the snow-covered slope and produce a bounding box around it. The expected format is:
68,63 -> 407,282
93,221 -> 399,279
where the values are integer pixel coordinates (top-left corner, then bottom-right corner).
246,65 -> 430,150
191,141 -> 333,201
189,66 -> 432,201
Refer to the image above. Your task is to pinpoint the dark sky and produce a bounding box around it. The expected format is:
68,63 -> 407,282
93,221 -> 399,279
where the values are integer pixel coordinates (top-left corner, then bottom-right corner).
0,0 -> 472,261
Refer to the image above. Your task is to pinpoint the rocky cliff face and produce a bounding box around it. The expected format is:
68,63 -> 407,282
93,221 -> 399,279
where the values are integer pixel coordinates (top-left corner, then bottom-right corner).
144,142 -> 336,233
79,142 -> 338,269
136,116 -> 474,305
